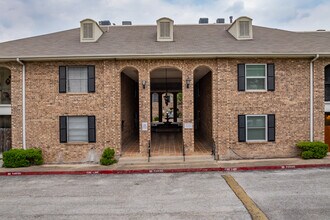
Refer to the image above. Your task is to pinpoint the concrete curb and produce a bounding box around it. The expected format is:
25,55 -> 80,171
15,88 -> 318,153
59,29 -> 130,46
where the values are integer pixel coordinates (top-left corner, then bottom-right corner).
1,163 -> 329,176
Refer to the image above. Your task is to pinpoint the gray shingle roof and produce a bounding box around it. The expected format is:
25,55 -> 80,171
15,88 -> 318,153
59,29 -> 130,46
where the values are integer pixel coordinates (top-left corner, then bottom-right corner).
1,24 -> 330,60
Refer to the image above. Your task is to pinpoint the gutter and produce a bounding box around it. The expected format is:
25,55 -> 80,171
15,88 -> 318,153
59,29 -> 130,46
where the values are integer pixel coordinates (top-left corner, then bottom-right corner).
16,58 -> 26,150
310,54 -> 319,142
1,53 -> 330,62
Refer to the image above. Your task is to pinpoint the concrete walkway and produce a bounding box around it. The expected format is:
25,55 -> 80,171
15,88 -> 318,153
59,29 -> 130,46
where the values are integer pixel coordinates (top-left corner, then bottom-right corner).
0,155 -> 330,175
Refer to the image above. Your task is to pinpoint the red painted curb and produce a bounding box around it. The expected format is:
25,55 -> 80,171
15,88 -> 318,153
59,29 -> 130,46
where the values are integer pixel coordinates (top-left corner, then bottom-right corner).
0,163 -> 329,176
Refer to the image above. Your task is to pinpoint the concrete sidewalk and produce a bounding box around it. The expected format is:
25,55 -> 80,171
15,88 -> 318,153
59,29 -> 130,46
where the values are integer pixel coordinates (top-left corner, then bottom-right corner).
0,155 -> 330,176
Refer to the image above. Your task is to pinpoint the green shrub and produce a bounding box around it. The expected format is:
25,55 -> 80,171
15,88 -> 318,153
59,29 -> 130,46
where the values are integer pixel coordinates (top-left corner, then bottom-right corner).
100,148 -> 117,166
296,141 -> 328,159
3,148 -> 43,168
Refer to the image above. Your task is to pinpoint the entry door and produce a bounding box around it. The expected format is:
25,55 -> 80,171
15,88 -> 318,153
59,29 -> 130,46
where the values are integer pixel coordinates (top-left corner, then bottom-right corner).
324,113 -> 330,151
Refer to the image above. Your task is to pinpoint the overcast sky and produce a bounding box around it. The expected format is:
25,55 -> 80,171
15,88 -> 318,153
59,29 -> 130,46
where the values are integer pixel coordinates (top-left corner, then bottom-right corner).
0,0 -> 329,43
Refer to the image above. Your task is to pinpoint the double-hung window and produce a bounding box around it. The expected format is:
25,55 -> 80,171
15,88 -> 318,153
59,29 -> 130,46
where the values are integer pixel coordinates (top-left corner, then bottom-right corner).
246,115 -> 267,141
238,114 -> 275,142
60,116 -> 96,143
239,21 -> 250,38
67,67 -> 88,93
59,65 -> 95,93
237,63 -> 275,91
245,64 -> 266,91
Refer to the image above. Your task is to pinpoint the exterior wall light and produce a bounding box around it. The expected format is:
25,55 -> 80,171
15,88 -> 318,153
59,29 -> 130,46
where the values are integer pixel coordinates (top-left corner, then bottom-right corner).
142,80 -> 146,89
186,77 -> 191,88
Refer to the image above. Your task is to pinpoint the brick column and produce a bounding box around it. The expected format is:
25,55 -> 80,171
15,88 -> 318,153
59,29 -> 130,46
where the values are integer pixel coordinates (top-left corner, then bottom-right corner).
158,92 -> 163,122
182,71 -> 194,154
139,71 -> 151,156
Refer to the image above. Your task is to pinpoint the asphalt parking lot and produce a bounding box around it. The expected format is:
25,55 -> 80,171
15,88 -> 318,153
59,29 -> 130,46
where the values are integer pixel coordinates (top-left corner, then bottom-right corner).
0,168 -> 329,220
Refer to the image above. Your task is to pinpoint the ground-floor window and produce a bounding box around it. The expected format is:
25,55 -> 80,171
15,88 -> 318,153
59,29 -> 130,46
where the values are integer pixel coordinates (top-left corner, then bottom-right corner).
60,116 -> 96,143
0,115 -> 11,152
246,115 -> 267,141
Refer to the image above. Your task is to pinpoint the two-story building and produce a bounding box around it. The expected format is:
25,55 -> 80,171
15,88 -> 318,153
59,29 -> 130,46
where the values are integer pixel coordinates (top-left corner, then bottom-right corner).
0,16 -> 329,163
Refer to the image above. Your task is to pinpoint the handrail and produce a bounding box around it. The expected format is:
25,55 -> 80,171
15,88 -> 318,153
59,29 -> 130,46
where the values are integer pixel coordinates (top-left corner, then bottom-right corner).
148,140 -> 151,162
212,139 -> 218,161
182,144 -> 185,162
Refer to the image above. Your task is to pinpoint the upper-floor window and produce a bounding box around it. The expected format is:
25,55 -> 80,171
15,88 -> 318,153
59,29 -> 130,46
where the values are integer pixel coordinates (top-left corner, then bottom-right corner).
83,23 -> 93,39
239,21 -> 250,38
237,63 -> 275,91
0,67 -> 11,104
325,65 -> 330,101
67,67 -> 88,93
245,64 -> 266,91
59,65 -> 95,93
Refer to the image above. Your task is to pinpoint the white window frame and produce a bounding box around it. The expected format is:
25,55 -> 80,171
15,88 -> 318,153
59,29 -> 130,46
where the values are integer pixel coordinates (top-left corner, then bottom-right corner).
67,116 -> 88,143
245,64 -> 267,91
159,21 -> 171,39
246,115 -> 267,142
66,66 -> 88,93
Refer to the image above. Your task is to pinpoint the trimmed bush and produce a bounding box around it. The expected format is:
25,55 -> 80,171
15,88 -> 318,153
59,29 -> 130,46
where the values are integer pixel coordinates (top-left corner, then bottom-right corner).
100,148 -> 117,166
296,141 -> 328,159
3,148 -> 43,168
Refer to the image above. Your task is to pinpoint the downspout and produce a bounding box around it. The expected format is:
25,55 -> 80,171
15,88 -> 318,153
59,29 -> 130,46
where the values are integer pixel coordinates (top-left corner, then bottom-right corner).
310,54 -> 319,142
16,58 -> 26,150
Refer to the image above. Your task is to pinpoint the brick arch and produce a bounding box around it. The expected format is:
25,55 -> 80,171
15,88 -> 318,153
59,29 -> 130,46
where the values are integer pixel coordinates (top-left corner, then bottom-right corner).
149,65 -> 183,75
119,65 -> 140,74
192,64 -> 214,74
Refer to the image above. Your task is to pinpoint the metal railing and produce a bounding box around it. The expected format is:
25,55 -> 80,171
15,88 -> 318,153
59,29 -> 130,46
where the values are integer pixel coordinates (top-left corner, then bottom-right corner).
212,139 -> 218,161
148,140 -> 151,162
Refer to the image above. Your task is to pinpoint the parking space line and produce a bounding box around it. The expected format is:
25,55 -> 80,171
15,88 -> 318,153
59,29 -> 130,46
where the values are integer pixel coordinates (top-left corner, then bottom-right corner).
222,174 -> 268,220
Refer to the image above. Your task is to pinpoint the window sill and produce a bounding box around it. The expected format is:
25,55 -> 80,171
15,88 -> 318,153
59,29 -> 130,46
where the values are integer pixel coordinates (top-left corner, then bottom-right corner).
246,141 -> 268,144
64,142 -> 91,145
244,90 -> 268,93
65,93 -> 90,95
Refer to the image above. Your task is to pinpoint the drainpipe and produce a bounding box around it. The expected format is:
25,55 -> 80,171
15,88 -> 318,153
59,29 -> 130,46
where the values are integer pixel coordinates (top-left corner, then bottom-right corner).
16,58 -> 26,150
310,54 -> 319,142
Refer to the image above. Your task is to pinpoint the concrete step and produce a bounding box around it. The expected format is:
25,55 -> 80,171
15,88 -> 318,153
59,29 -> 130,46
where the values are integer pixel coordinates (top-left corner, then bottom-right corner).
118,155 -> 215,165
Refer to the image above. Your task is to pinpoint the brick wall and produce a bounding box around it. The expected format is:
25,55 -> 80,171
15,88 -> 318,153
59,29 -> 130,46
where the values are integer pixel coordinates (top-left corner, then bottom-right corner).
1,57 -> 328,163
121,73 -> 138,145
195,72 -> 213,143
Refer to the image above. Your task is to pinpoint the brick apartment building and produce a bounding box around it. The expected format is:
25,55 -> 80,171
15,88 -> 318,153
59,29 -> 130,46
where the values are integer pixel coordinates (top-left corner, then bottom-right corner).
0,16 -> 329,163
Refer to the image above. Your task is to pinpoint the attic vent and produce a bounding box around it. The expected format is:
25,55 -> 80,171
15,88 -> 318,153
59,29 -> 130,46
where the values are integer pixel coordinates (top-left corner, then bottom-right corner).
122,21 -> 132,25
199,18 -> 208,24
239,21 -> 250,37
160,22 -> 170,38
83,23 -> 93,39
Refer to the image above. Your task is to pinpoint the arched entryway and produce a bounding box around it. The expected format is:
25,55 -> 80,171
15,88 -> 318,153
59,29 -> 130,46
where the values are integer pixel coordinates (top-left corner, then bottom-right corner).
120,67 -> 139,156
324,65 -> 330,152
150,67 -> 183,156
0,67 -> 11,153
193,66 -> 213,155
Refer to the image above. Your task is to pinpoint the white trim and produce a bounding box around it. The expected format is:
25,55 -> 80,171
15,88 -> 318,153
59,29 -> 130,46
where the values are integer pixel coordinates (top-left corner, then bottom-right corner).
246,115 -> 267,142
245,64 -> 267,91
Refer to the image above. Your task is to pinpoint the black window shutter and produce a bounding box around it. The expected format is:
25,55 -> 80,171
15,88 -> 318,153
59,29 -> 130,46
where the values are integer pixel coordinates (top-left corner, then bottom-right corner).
88,116 -> 96,143
268,114 -> 275,142
88,66 -> 95,93
238,115 -> 246,142
59,66 -> 66,93
267,64 -> 275,91
59,116 -> 67,143
237,64 -> 245,91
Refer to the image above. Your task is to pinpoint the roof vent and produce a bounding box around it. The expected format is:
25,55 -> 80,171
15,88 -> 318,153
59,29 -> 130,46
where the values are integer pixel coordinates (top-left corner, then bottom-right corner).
229,16 -> 233,23
99,20 -> 111,26
317,29 -> 326,31
122,21 -> 132,25
216,18 -> 225,24
199,18 -> 209,24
